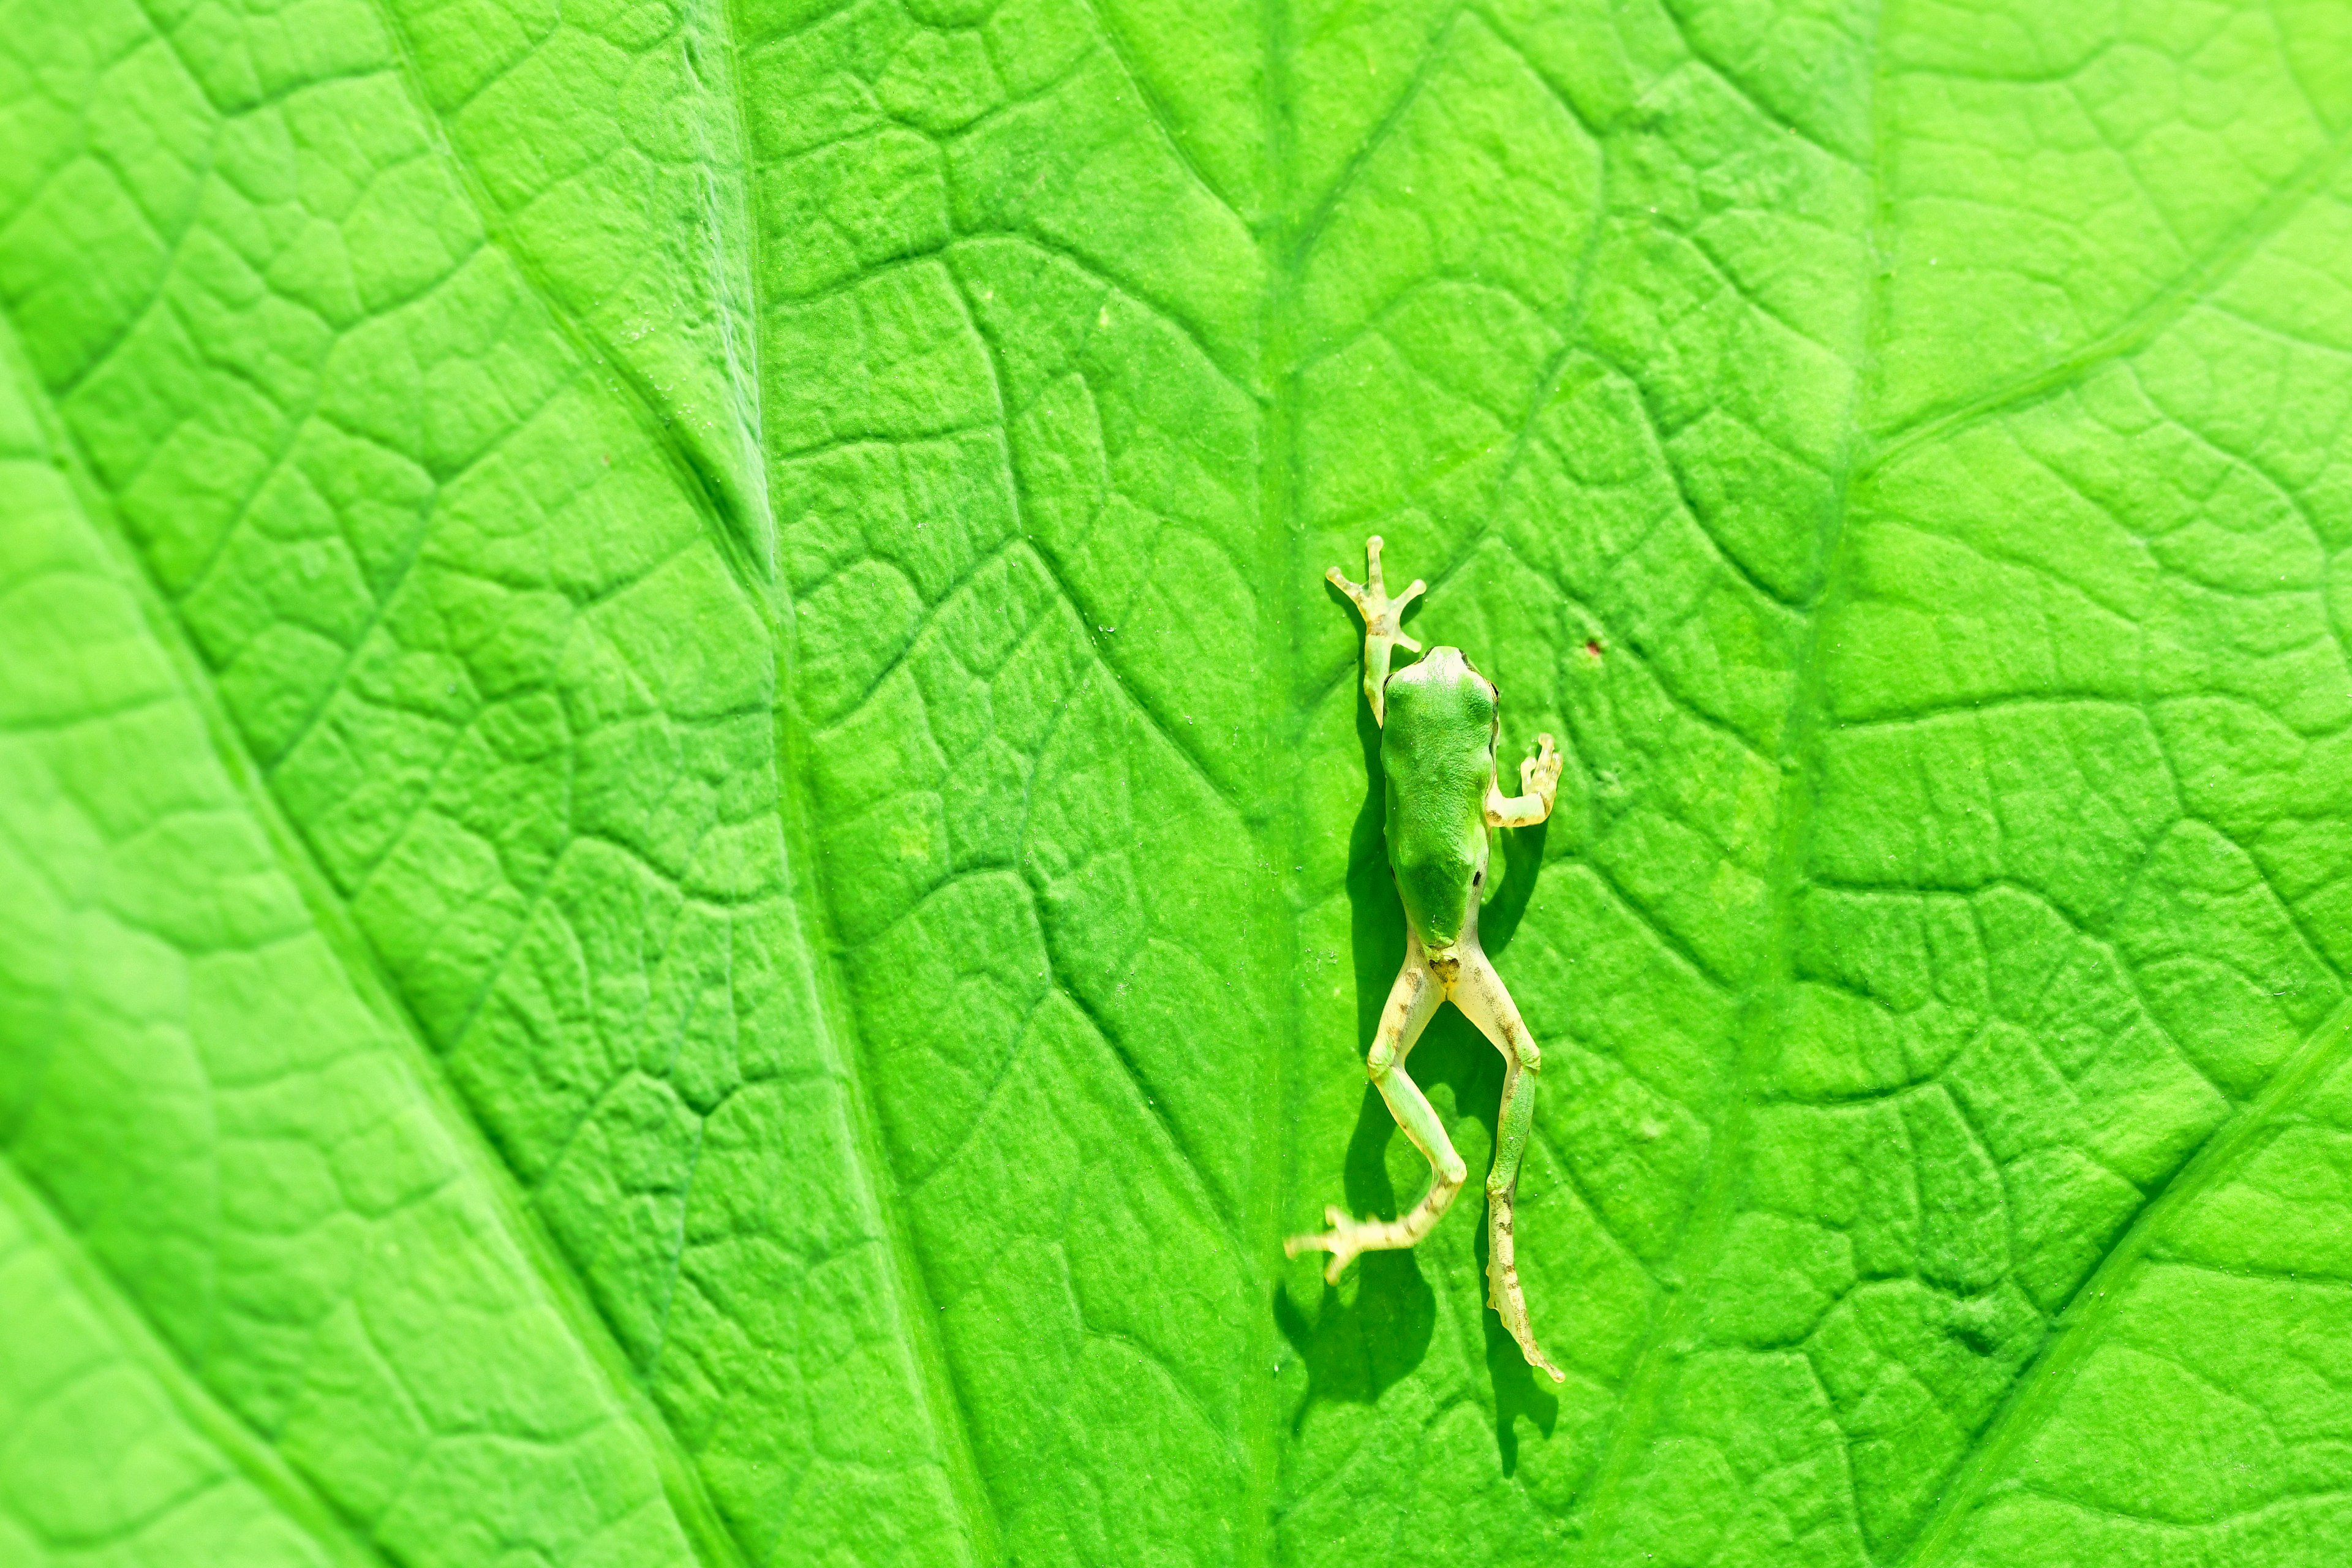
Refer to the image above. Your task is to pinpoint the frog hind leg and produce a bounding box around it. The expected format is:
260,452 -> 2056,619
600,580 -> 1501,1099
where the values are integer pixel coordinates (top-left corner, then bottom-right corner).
1326,535 -> 1424,726
1452,948 -> 1567,1383
1284,941 -> 1460,1283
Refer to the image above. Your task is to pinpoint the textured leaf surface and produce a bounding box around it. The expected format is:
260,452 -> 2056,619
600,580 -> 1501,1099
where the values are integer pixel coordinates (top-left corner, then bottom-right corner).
2,1 -> 2350,1565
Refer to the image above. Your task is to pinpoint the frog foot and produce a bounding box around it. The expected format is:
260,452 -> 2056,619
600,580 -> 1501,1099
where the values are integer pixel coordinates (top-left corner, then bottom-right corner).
1286,1202 -> 1437,1286
1328,535 -> 1425,725
1285,1205 -> 1379,1284
1520,732 -> 1563,798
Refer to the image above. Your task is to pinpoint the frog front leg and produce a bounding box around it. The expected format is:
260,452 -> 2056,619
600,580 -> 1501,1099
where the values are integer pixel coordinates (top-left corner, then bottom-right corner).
1327,535 -> 1425,726
1453,950 -> 1567,1383
1284,932 -> 1463,1280
1487,733 -> 1564,828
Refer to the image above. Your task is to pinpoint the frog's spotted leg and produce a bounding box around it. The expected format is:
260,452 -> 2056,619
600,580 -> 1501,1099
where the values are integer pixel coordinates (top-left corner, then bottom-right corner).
1452,950 -> 1567,1384
1288,932 -> 1567,1383
1284,929 -> 1463,1278
1327,535 -> 1425,726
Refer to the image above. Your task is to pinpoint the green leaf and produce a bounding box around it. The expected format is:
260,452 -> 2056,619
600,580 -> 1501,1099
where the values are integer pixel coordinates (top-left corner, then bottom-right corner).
2,1 -> 2350,1565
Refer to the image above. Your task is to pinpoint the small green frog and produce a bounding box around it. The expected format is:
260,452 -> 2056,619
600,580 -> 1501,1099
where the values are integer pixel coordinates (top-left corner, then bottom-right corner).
1287,535 -> 1567,1382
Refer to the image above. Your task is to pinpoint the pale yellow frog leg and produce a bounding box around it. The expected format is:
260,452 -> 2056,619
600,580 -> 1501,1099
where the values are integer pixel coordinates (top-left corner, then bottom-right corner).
1452,946 -> 1566,1383
1285,937 -> 1462,1283
1327,534 -> 1425,726
1485,732 -> 1562,829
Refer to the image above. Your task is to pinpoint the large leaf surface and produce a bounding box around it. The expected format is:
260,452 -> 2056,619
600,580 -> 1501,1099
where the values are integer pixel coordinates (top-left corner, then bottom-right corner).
2,1 -> 2351,1564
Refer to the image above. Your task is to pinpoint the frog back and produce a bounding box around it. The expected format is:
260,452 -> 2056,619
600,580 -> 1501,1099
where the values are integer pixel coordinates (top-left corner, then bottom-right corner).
1380,652 -> 1496,951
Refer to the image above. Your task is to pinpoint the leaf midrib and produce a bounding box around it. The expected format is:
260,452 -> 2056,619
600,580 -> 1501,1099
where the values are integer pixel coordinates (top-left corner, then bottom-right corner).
1251,0 -> 1303,1555
1556,7 -> 1893,1552
698,5 -> 1011,1560
361,0 -> 763,564
368,0 -> 1028,1552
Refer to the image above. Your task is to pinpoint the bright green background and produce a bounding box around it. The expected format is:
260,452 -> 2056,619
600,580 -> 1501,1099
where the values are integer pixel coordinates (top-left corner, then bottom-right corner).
2,0 -> 2350,1564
